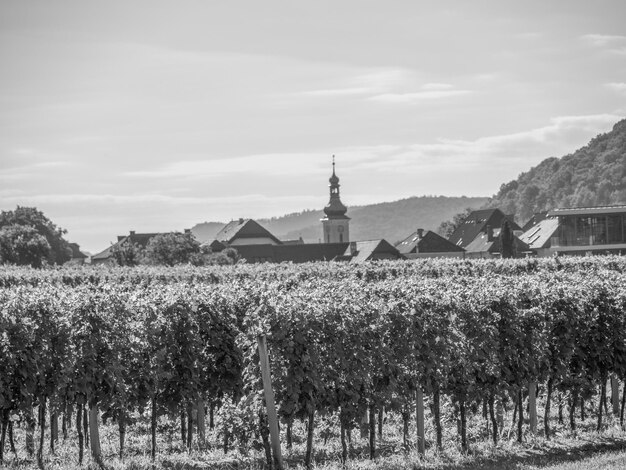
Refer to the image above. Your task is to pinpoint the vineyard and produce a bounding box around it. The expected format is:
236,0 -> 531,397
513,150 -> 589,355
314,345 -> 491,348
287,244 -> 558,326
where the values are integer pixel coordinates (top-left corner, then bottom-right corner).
1,257 -> 626,469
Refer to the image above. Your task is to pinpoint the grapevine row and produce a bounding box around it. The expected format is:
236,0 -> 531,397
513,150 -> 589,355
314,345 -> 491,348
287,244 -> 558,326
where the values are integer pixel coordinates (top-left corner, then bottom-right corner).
1,258 -> 626,466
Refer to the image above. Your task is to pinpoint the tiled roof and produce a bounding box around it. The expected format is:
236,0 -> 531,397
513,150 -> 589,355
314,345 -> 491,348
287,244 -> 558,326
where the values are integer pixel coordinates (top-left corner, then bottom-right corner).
396,230 -> 465,254
232,239 -> 401,264
448,209 -> 521,248
91,232 -> 161,261
215,219 -> 282,245
465,232 -> 530,255
233,243 -> 349,263
344,239 -> 401,263
520,217 -> 560,250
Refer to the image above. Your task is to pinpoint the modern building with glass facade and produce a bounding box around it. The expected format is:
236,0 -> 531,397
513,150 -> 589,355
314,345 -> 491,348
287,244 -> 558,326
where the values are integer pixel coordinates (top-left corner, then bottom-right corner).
546,205 -> 626,255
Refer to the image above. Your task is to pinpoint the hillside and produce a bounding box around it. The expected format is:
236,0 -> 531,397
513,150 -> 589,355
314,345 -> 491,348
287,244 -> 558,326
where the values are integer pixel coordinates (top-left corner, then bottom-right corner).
191,196 -> 489,244
487,119 -> 626,224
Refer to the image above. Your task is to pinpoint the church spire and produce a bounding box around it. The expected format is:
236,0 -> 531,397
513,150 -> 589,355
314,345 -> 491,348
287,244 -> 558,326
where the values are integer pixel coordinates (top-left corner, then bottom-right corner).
321,156 -> 350,243
323,156 -> 347,218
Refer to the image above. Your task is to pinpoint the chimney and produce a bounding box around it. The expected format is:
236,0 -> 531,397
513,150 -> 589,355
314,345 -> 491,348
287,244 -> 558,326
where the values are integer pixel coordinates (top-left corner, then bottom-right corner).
238,218 -> 244,224
486,225 -> 493,242
417,228 -> 424,240
184,228 -> 191,234
130,230 -> 135,236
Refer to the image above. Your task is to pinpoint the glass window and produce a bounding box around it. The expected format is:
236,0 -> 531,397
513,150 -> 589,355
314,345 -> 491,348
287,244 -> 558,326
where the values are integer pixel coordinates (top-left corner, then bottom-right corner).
558,217 -> 575,246
590,216 -> 607,245
575,217 -> 591,246
607,215 -> 624,244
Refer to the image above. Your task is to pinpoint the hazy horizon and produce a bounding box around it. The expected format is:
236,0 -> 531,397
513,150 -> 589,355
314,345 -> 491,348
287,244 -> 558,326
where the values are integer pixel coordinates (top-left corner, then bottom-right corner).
2,1 -> 625,252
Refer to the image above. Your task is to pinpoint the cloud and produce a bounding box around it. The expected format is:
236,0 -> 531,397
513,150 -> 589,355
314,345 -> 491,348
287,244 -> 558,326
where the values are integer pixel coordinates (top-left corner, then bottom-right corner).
0,160 -> 70,180
293,67 -> 413,98
335,113 -> 623,175
125,153 -> 324,179
581,34 -> 626,47
0,192 -> 318,207
298,87 -> 374,97
581,34 -> 626,55
605,82 -> 626,95
421,83 -> 455,91
369,89 -> 471,103
294,68 -> 471,103
120,114 -> 622,190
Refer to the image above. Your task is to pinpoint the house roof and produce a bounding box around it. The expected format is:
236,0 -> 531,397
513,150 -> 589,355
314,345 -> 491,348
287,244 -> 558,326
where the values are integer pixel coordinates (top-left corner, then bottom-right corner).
465,231 -> 530,255
547,205 -> 626,217
68,242 -> 88,259
215,219 -> 282,245
448,209 -> 521,248
91,232 -> 161,261
232,238 -> 402,264
233,243 -> 349,263
344,239 -> 401,263
519,217 -> 560,250
522,212 -> 548,232
396,230 -> 465,255
282,238 -> 305,245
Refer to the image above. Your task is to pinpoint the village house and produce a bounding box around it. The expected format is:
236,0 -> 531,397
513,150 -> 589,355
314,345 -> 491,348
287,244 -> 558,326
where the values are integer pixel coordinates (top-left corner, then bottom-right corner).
396,228 -> 465,259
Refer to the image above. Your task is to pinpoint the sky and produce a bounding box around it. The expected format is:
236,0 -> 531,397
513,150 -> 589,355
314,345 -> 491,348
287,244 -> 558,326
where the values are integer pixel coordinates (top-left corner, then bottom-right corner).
1,1 -> 626,253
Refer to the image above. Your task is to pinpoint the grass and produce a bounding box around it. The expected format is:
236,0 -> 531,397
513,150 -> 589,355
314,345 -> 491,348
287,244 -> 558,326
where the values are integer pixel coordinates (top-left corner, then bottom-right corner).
1,407 -> 624,469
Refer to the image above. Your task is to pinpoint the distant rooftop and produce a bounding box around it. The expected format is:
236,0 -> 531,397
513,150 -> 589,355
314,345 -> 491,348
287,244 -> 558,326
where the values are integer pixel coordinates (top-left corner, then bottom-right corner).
548,205 -> 626,216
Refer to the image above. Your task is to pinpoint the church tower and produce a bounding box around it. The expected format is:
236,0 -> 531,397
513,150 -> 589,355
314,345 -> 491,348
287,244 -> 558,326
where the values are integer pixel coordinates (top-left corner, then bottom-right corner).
321,156 -> 350,243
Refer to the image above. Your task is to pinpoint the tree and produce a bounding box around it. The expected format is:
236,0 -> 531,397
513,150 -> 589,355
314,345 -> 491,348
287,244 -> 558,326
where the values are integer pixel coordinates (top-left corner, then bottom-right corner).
437,207 -> 473,239
0,206 -> 71,265
203,247 -> 241,266
500,219 -> 515,259
143,232 -> 201,266
0,224 -> 50,267
111,241 -> 144,267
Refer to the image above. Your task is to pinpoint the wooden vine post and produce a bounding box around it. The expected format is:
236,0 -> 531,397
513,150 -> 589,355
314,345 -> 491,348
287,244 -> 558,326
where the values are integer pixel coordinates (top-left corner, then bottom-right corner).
88,402 -> 102,464
416,387 -> 425,455
529,381 -> 537,434
197,398 -> 206,445
611,376 -> 619,415
360,410 -> 369,439
257,335 -> 284,470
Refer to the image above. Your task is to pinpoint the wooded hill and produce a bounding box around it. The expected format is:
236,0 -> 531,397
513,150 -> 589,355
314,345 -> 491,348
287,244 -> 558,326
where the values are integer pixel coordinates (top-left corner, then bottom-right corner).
486,119 -> 626,223
191,196 -> 489,244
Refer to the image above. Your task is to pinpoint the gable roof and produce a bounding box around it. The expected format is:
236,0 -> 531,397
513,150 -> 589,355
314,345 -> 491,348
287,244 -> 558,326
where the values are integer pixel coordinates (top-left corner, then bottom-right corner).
232,243 -> 348,263
465,231 -> 530,255
344,239 -> 401,263
215,219 -> 282,245
448,208 -> 521,248
522,211 -> 548,232
68,242 -> 88,259
91,232 -> 161,261
396,230 -> 465,255
520,217 -> 560,250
